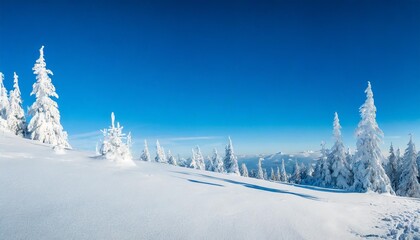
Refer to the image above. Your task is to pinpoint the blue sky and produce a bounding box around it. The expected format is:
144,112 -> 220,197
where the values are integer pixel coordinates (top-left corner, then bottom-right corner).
0,0 -> 419,156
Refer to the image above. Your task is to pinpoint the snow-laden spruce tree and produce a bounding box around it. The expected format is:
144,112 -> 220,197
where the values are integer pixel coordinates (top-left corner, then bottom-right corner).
351,82 -> 393,194
140,139 -> 151,162
7,72 -> 26,136
385,143 -> 399,192
27,46 -> 70,148
256,158 -> 264,179
194,146 -> 206,170
240,163 -> 249,177
270,167 -> 276,181
396,136 -> 420,198
167,150 -> 177,166
263,168 -> 268,180
313,142 -> 331,187
205,156 -> 213,171
0,72 -> 9,129
0,72 -> 9,120
211,148 -> 224,173
155,140 -> 167,163
223,137 -> 240,175
99,112 -> 133,165
189,148 -> 198,169
329,112 -> 352,189
280,159 -> 288,182
291,161 -> 301,184
276,166 -> 281,182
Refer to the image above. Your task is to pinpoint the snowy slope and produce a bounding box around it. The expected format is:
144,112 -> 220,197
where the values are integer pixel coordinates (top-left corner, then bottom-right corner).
0,133 -> 419,240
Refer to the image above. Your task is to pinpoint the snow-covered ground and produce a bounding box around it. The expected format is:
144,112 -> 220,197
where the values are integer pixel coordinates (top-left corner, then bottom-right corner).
0,133 -> 419,240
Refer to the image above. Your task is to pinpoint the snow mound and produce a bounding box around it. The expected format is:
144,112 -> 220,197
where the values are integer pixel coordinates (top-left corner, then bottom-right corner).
0,133 -> 419,240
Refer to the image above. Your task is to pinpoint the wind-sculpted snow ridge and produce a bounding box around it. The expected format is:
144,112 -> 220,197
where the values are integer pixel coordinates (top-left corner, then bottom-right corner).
0,133 -> 419,240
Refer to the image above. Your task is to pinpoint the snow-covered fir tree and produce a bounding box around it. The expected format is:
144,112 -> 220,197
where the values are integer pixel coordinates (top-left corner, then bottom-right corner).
99,112 -> 133,164
307,163 -> 314,177
385,143 -> 399,192
396,136 -> 420,198
263,168 -> 268,180
270,167 -> 276,181
329,112 -> 352,189
7,72 -> 26,136
193,146 -> 206,170
291,161 -> 301,184
313,142 -> 331,187
189,148 -> 198,169
240,163 -> 249,177
167,150 -> 177,166
211,148 -> 224,173
155,140 -> 167,163
256,158 -> 264,179
140,140 -> 151,162
223,137 -> 240,175
276,166 -> 281,182
280,159 -> 288,182
0,72 -> 9,121
345,148 -> 353,171
302,163 -> 314,184
249,169 -> 256,178
299,163 -> 308,182
351,82 -> 393,194
27,46 -> 70,148
0,72 -> 9,129
205,156 -> 213,171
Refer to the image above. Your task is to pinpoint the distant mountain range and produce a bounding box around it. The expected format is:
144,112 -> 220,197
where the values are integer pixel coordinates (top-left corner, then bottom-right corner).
237,151 -> 321,173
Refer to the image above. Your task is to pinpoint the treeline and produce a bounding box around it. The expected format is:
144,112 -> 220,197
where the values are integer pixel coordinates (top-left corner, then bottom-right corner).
4,47 -> 418,198
0,46 -> 70,152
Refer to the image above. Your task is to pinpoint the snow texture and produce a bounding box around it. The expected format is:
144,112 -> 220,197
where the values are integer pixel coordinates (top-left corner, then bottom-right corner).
0,133 -> 419,240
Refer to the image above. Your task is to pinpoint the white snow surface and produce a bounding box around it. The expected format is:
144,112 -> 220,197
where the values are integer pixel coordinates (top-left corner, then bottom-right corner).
0,133 -> 419,240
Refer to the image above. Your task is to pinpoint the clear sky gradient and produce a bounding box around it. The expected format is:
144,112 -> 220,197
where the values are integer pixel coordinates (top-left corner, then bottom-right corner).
0,0 -> 419,156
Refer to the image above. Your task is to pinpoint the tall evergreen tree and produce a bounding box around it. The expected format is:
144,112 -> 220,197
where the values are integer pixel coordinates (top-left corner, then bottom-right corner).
140,140 -> 151,162
0,72 -> 9,120
385,143 -> 399,192
27,46 -> 70,148
263,168 -> 268,180
167,150 -> 177,166
351,82 -> 393,194
291,160 -> 301,184
270,167 -> 276,181
7,72 -> 26,136
397,136 -> 420,198
189,148 -> 198,169
256,158 -> 264,179
99,112 -> 133,164
223,137 -> 240,175
276,166 -> 281,182
211,148 -> 224,173
155,140 -> 167,163
194,146 -> 206,170
240,163 -> 249,177
313,142 -> 331,187
0,72 -> 9,129
329,112 -> 353,189
280,159 -> 288,182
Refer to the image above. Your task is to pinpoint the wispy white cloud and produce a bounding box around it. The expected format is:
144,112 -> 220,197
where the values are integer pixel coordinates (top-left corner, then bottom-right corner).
69,131 -> 102,140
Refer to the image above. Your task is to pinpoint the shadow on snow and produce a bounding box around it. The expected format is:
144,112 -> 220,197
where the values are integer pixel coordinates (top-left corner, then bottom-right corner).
171,171 -> 319,201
